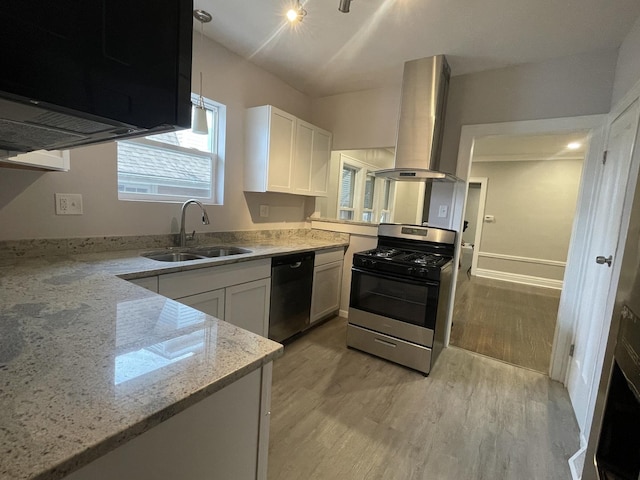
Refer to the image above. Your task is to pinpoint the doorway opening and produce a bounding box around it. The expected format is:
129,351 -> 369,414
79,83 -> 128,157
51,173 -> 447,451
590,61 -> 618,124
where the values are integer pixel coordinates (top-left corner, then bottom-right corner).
449,131 -> 589,373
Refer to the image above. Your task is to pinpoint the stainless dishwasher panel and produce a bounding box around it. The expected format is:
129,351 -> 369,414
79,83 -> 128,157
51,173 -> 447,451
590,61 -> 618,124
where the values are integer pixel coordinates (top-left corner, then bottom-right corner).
268,252 -> 315,342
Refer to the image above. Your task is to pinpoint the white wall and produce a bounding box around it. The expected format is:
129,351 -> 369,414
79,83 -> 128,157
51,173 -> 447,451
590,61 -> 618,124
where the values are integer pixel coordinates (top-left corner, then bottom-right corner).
309,51 -> 619,229
311,86 -> 400,150
427,50 -> 618,228
393,183 -> 424,225
0,36 -> 315,241
441,50 -> 618,175
470,159 -> 583,281
611,15 -> 640,107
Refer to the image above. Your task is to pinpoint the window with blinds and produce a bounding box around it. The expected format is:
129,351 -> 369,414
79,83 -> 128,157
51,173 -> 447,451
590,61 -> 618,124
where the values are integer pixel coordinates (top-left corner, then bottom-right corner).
339,165 -> 357,220
337,155 -> 395,223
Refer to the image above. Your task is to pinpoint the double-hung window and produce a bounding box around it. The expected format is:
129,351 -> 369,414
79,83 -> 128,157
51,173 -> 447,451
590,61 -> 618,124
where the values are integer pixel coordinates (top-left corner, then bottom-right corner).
117,94 -> 225,204
339,165 -> 358,220
337,154 -> 395,223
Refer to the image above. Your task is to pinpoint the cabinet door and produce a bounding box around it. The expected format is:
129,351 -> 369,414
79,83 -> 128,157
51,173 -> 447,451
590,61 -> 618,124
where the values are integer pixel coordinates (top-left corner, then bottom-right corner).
225,278 -> 271,336
310,128 -> 332,197
257,362 -> 273,480
3,149 -> 70,171
176,289 -> 225,320
292,120 -> 313,194
64,368 -> 263,480
310,260 -> 343,323
266,109 -> 295,193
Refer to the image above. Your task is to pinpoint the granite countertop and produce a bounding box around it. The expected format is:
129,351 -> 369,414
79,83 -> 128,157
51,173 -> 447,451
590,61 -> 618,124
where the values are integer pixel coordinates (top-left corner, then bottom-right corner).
0,237 -> 348,480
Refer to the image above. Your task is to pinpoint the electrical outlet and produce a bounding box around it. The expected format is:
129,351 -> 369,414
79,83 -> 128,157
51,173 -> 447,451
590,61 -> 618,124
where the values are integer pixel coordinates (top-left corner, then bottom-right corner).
55,193 -> 83,215
438,205 -> 448,218
259,204 -> 269,218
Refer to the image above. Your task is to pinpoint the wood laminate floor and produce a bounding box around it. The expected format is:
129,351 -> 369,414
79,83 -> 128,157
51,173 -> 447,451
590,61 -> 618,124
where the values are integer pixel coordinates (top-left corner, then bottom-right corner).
450,276 -> 561,373
268,317 -> 578,480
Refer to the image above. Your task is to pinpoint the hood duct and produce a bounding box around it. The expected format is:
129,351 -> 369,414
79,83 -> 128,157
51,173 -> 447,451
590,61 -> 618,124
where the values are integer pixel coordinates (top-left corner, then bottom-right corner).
376,55 -> 459,182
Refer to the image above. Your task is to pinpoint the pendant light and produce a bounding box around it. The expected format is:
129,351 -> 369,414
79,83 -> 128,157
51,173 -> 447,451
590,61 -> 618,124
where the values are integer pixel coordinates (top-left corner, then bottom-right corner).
193,9 -> 212,135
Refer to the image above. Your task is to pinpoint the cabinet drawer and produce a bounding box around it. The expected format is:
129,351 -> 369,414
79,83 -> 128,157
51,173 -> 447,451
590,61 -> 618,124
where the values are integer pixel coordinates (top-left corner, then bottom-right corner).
346,323 -> 432,374
159,259 -> 270,299
314,247 -> 344,266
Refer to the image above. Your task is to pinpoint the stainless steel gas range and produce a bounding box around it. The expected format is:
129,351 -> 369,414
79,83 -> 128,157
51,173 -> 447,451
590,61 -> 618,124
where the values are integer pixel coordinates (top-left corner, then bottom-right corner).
347,223 -> 456,375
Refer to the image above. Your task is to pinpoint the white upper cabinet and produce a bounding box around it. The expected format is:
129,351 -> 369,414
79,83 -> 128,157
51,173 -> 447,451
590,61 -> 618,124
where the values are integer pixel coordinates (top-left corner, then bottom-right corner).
311,128 -> 331,196
293,120 -> 313,194
245,105 -> 332,197
2,149 -> 70,171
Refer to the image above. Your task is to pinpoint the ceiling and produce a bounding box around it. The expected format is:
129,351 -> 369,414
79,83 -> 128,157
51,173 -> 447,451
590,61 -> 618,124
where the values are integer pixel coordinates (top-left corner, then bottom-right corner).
473,132 -> 590,162
196,0 -> 640,98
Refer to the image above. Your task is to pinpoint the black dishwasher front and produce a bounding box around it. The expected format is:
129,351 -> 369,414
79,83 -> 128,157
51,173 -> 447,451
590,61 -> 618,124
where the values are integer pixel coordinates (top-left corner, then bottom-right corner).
269,252 -> 315,343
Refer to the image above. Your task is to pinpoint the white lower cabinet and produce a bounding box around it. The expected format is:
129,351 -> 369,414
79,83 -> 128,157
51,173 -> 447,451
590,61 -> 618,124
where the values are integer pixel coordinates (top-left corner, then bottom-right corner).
158,258 -> 271,337
148,258 -> 272,480
128,276 -> 158,293
310,248 -> 344,324
174,287 -> 225,320
225,278 -> 271,337
63,366 -> 267,480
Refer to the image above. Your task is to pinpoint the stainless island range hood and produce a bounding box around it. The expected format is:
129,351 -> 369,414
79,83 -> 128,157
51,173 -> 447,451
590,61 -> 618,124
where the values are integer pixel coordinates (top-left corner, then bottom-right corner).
376,55 -> 459,182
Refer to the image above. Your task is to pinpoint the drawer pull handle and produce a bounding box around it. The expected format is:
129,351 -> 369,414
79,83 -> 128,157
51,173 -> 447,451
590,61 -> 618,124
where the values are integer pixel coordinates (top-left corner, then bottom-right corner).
374,338 -> 397,348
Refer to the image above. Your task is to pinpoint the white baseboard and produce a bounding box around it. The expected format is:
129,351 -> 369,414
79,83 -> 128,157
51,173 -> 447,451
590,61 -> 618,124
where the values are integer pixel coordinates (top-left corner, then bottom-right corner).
568,435 -> 587,480
475,268 -> 564,290
339,309 -> 349,318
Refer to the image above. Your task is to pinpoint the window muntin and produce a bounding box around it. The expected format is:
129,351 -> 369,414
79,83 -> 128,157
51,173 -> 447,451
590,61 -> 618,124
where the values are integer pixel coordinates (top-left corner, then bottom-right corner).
117,95 -> 224,204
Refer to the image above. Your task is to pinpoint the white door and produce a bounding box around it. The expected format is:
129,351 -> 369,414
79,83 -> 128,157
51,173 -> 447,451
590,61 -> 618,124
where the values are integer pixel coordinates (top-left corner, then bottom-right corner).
567,100 -> 640,434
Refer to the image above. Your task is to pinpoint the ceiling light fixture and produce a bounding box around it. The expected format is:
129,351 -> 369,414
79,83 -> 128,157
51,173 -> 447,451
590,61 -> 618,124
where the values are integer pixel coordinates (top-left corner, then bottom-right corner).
192,9 -> 212,135
286,0 -> 306,23
567,142 -> 581,150
338,0 -> 352,13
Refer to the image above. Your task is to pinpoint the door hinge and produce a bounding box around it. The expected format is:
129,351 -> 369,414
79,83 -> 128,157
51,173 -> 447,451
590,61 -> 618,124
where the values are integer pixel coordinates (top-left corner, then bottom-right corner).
603,150 -> 608,165
569,344 -> 575,357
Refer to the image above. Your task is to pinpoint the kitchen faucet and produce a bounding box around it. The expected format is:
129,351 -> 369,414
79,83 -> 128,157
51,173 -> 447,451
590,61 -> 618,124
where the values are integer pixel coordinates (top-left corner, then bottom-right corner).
179,199 -> 210,247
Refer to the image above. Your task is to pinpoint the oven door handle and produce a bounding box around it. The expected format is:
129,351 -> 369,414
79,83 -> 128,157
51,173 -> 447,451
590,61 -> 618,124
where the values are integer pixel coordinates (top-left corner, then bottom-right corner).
351,267 -> 439,287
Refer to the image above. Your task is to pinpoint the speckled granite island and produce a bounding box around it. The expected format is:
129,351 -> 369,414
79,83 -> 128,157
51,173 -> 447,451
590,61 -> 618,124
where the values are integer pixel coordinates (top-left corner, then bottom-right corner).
0,230 -> 348,480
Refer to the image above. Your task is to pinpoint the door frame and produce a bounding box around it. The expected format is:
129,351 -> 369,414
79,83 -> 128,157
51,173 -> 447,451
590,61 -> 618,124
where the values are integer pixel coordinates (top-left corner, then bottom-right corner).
466,177 -> 488,275
445,114 -> 607,383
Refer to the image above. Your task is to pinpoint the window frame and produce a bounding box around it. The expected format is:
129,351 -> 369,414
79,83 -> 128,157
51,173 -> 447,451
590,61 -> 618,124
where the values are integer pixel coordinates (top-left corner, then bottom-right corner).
116,94 -> 226,205
337,154 -> 394,223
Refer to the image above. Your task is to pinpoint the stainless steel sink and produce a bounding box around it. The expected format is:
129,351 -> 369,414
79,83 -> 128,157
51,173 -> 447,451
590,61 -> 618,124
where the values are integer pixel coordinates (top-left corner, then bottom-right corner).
186,246 -> 252,257
143,252 -> 207,262
142,246 -> 252,262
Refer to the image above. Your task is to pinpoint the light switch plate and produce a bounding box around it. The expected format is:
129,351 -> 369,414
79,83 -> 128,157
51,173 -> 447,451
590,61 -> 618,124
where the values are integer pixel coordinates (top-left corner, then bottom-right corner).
55,193 -> 83,215
259,204 -> 269,218
438,205 -> 448,218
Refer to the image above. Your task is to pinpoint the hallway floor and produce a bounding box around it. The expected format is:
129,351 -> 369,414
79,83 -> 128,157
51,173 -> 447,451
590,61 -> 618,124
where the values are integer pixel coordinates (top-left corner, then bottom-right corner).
450,275 -> 560,373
